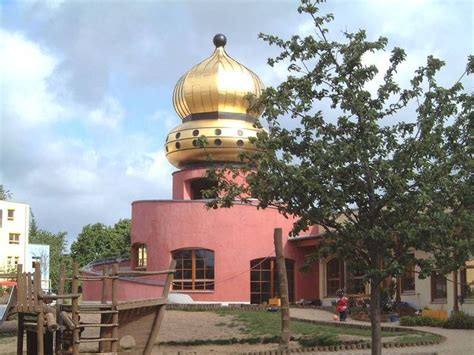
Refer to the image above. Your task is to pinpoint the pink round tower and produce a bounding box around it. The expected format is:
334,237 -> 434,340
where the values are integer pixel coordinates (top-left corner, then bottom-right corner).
85,34 -> 321,304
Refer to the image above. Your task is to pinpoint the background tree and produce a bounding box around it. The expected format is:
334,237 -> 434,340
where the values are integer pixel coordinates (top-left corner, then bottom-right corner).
0,185 -> 12,200
29,210 -> 39,237
70,219 -> 131,266
29,230 -> 67,292
206,1 -> 473,354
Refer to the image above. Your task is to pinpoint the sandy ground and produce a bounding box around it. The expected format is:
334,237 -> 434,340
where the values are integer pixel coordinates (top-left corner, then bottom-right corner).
0,309 -> 472,354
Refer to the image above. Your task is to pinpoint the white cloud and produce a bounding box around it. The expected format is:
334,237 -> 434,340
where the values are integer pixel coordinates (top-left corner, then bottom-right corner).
147,109 -> 180,129
86,96 -> 124,129
0,30 -> 67,126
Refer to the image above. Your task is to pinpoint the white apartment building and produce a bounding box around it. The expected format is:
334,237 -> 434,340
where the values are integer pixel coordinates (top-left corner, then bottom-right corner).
0,200 -> 30,272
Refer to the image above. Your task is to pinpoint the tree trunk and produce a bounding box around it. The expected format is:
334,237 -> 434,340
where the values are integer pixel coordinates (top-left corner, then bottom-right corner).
370,279 -> 382,355
453,270 -> 459,312
395,277 -> 401,303
274,228 -> 290,349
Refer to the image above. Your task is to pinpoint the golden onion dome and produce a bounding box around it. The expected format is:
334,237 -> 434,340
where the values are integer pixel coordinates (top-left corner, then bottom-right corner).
172,33 -> 264,120
166,34 -> 264,169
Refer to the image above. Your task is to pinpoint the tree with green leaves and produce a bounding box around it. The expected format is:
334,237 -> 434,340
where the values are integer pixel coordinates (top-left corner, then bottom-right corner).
0,185 -> 12,200
205,1 -> 473,353
70,219 -> 131,267
29,229 -> 67,292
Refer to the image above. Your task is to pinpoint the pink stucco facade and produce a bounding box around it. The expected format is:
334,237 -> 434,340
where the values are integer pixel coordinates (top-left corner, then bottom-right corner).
83,167 -> 320,303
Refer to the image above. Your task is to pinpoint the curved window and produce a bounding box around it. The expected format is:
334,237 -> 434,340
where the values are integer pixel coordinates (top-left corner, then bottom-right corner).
133,243 -> 147,270
250,258 -> 294,304
172,249 -> 214,291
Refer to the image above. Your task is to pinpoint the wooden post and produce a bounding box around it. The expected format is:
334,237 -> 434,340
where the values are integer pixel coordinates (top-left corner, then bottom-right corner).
273,228 -> 290,349
71,262 -> 80,355
101,267 -> 108,303
17,264 -> 24,355
35,262 -> 45,355
453,270 -> 459,312
56,262 -> 66,353
111,263 -> 119,353
99,267 -> 109,353
395,277 -> 401,303
144,259 -> 177,354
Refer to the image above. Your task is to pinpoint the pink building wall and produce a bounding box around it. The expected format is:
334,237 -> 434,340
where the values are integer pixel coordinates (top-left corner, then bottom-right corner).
83,167 -> 320,303
82,272 -> 166,302
130,200 -> 318,302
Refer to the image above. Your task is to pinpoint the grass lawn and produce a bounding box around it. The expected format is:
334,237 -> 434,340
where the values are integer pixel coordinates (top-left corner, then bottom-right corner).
215,309 -> 412,339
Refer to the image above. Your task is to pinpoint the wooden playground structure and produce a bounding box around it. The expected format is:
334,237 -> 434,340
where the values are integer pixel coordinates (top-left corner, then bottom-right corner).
1,259 -> 176,354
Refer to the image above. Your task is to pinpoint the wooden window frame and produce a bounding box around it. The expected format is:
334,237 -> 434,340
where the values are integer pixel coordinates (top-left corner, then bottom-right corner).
250,258 -> 294,304
326,257 -> 368,297
326,257 -> 345,297
136,244 -> 147,270
7,209 -> 14,221
401,258 -> 416,294
431,272 -> 447,302
460,260 -> 474,299
9,233 -> 20,244
172,249 -> 214,292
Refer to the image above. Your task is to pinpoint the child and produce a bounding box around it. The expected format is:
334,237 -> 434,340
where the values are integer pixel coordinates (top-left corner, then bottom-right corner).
336,289 -> 348,322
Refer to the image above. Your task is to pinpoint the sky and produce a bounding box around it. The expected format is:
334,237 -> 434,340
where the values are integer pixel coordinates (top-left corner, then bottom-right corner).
1,0 -> 472,246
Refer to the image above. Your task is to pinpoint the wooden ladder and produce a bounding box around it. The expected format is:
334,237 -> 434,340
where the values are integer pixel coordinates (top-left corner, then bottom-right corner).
57,262 -> 120,354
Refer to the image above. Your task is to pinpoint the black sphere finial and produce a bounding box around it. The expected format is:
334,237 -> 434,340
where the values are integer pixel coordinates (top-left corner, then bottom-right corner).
213,33 -> 227,48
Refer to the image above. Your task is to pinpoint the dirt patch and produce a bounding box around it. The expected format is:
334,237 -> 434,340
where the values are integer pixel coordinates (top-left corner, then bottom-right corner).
158,311 -> 248,342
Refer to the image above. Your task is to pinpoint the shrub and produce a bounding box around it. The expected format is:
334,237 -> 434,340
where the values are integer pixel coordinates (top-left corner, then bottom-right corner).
349,307 -> 369,314
399,316 -> 445,327
443,311 -> 474,329
299,334 -> 341,348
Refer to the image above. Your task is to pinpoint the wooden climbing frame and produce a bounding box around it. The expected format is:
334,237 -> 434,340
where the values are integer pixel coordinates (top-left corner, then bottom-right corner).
13,259 -> 176,354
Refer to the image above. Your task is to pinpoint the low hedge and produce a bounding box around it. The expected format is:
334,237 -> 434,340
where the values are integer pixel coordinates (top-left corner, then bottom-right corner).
443,311 -> 474,329
298,334 -> 341,348
400,311 -> 474,329
400,316 -> 445,327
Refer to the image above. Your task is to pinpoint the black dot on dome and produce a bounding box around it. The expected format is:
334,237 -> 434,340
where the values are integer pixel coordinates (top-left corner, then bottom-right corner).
214,139 -> 222,146
215,128 -> 222,135
237,129 -> 243,136
175,132 -> 181,139
192,140 -> 198,147
213,33 -> 227,48
236,140 -> 244,146
192,129 -> 199,136
175,142 -> 181,149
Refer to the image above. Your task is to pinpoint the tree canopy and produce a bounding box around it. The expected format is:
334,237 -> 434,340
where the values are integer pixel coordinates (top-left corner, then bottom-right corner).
70,219 -> 131,267
0,185 -> 12,200
206,1 -> 473,353
29,229 -> 67,292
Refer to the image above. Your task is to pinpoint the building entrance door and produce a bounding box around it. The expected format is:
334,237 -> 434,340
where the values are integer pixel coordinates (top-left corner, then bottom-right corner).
250,258 -> 294,304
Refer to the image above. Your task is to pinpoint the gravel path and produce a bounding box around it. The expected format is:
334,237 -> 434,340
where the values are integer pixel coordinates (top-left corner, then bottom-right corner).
1,308 -> 472,354
290,308 -> 474,355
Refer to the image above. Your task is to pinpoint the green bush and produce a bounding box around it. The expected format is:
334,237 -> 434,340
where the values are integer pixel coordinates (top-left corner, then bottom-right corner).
443,311 -> 474,329
349,307 -> 369,314
399,316 -> 445,327
299,334 -> 341,348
